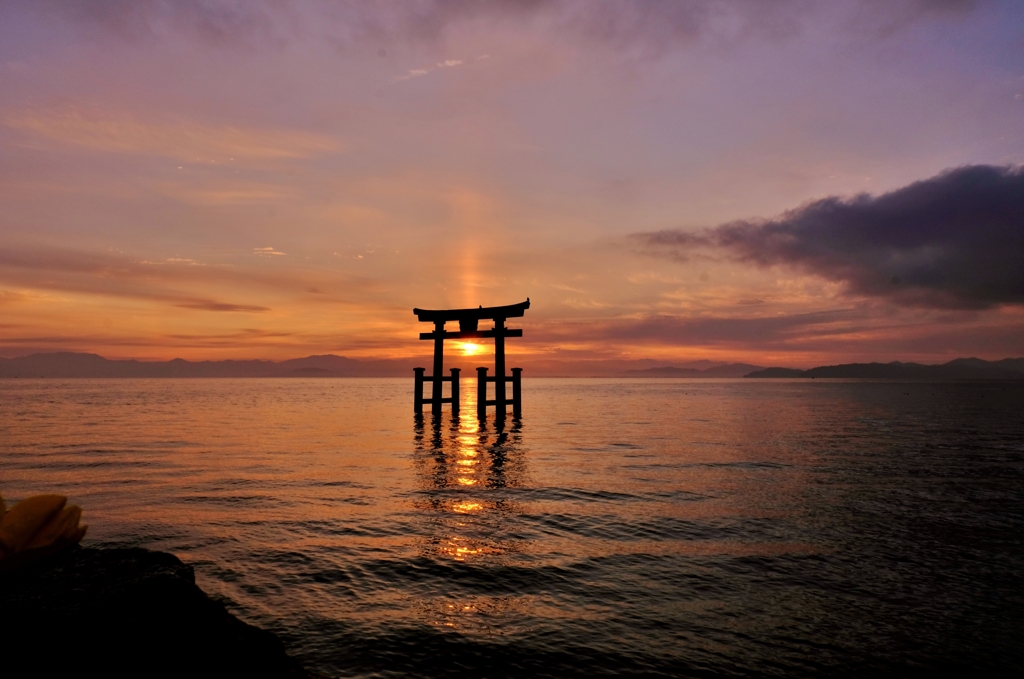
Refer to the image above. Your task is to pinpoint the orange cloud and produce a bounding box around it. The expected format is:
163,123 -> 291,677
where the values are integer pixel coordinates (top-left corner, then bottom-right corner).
4,107 -> 340,163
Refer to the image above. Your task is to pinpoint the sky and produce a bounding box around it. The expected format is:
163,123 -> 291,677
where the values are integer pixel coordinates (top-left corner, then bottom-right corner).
1,0 -> 1022,368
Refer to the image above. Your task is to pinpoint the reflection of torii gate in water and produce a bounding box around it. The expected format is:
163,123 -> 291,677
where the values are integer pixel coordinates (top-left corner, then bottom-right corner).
413,299 -> 530,418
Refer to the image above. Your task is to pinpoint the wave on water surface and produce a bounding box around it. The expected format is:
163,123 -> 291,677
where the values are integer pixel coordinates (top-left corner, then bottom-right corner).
2,378 -> 1023,677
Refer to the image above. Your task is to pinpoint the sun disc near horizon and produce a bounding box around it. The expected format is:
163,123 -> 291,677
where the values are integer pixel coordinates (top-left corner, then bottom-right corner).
458,342 -> 485,356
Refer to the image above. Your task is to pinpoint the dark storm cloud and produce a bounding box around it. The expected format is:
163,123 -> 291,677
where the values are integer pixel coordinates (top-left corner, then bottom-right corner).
635,165 -> 1024,309
14,0 -> 989,51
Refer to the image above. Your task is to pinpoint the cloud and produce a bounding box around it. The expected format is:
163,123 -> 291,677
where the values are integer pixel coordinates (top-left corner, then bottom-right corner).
394,68 -> 431,82
0,246 -> 376,311
159,182 -> 299,206
28,0 -> 288,48
19,0 -> 988,53
174,300 -> 269,312
520,303 -> 1024,362
0,327 -> 294,354
253,247 -> 287,256
4,107 -> 339,162
393,57 -> 467,82
855,0 -> 984,36
634,165 -> 1024,310
531,308 -> 865,348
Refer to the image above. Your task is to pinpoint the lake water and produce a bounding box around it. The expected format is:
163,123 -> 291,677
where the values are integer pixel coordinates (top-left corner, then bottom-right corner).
1,378 -> 1023,677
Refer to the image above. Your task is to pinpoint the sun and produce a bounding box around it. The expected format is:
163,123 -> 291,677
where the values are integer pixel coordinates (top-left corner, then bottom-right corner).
458,342 -> 484,356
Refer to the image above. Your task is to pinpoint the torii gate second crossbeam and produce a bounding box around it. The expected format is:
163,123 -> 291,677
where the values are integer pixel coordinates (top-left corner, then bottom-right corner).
412,299 -> 529,417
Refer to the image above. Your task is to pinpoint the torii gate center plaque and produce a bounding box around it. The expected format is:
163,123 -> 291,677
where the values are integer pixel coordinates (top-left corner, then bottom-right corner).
412,299 -> 529,417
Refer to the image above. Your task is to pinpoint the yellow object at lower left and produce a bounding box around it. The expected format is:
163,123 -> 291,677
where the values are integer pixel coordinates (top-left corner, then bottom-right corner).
0,492 -> 88,572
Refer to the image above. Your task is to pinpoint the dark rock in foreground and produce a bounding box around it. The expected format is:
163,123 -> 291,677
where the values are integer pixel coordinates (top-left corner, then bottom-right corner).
0,546 -> 322,678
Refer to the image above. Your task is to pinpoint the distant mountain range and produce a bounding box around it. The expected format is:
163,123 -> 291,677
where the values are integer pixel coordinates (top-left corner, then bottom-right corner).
0,352 -> 410,378
0,353 -> 748,378
745,358 -> 1024,379
0,352 -> 705,378
623,363 -> 765,378
1,352 -> 1022,379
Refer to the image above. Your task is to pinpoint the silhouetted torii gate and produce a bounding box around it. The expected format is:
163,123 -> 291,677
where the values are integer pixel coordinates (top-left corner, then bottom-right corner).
413,299 -> 530,417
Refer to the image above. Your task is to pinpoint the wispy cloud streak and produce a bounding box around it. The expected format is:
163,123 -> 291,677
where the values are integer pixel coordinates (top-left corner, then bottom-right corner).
0,246 -> 376,311
22,0 -> 988,53
4,107 -> 339,162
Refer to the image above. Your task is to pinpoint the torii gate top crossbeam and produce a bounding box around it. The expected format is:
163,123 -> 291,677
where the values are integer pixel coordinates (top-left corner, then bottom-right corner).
413,299 -> 529,326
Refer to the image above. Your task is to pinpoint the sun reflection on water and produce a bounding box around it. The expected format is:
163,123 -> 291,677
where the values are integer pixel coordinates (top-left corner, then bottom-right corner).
412,412 -> 525,550
411,406 -> 528,629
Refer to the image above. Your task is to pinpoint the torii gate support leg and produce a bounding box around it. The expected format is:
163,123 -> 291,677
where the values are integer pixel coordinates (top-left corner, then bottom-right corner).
476,366 -> 488,419
494,317 -> 506,416
512,367 -> 522,417
450,367 -> 460,413
431,320 -> 444,414
413,367 -> 425,413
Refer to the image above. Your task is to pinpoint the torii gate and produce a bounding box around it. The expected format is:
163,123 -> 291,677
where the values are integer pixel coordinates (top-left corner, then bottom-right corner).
413,299 -> 530,418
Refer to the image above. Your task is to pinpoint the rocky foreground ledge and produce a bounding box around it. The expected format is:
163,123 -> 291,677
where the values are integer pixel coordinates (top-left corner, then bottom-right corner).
0,546 -> 324,678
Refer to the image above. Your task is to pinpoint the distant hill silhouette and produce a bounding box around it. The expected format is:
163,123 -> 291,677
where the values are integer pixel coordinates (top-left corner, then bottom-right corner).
624,363 -> 765,378
745,358 -> 1024,379
0,352 -> 410,378
3,352 -> 1022,379
0,353 -> 755,378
